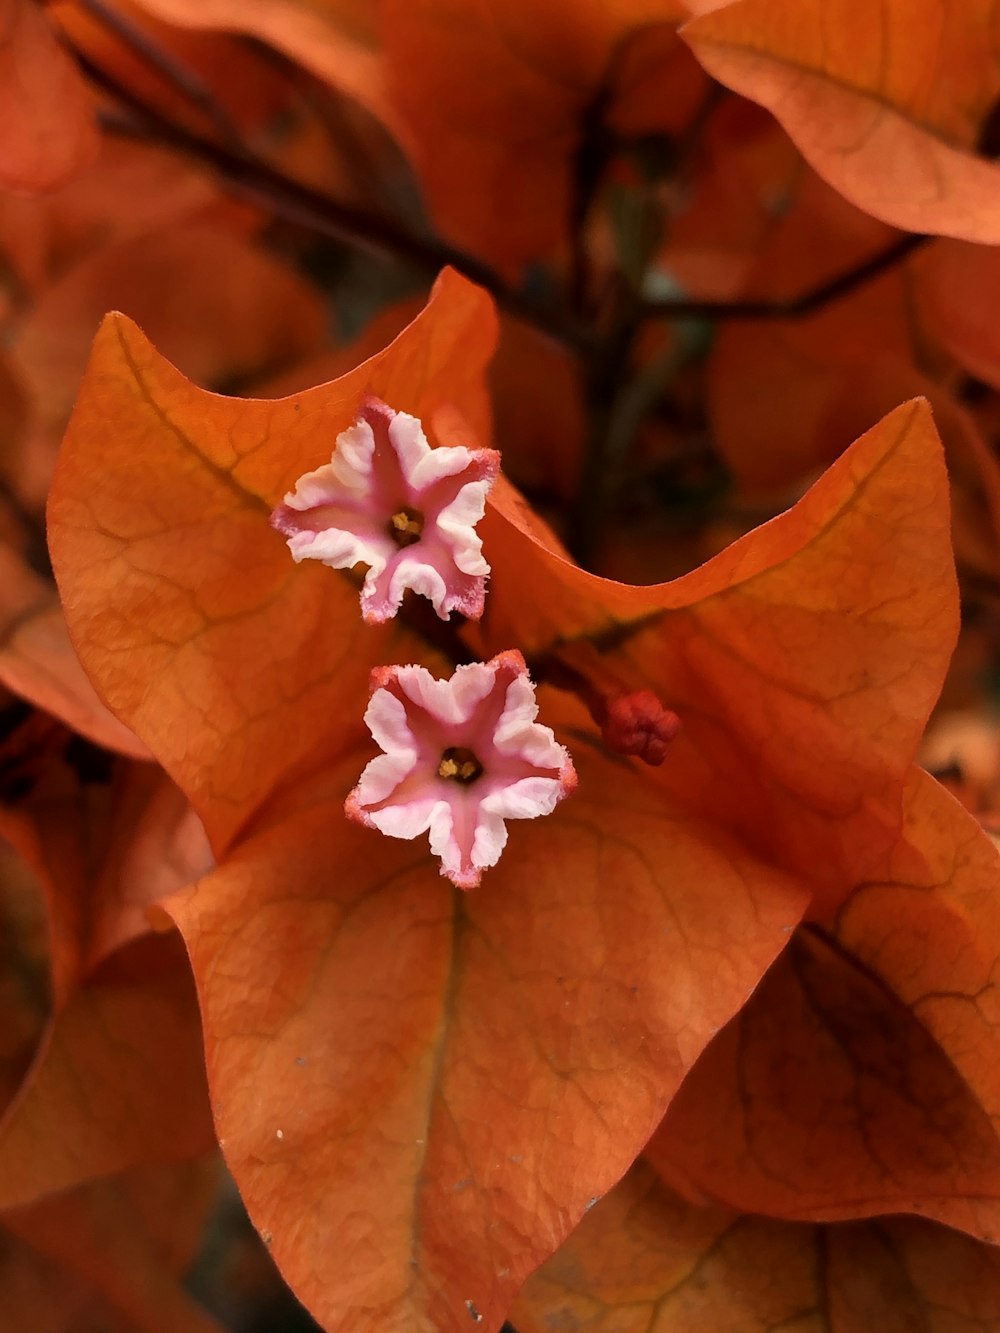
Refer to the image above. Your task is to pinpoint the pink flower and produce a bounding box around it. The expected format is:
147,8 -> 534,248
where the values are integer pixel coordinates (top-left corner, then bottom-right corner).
346,651 -> 576,889
271,397 -> 500,623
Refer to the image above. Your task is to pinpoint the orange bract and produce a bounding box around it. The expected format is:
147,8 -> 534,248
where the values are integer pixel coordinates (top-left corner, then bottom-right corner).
648,769 -> 1000,1241
0,703 -> 212,1215
48,268 -> 496,854
0,0 -> 98,193
0,545 -> 148,758
513,1159 -> 1000,1332
168,745 -> 804,1331
126,0 -> 394,136
682,0 -> 1000,243
45,270 -> 874,1333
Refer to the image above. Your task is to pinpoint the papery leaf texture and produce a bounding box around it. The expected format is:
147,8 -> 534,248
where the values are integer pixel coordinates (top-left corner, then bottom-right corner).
682,0 -> 1000,243
0,542 -> 148,758
0,928 -> 214,1212
512,1158 -> 1000,1332
648,769 -> 1000,1243
126,0 -> 394,136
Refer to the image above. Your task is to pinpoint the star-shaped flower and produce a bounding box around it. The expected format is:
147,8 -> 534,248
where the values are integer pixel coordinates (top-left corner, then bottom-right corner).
270,397 -> 499,623
346,650 -> 576,889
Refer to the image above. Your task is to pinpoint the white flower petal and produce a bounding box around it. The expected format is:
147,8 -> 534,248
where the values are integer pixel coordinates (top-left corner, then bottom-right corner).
387,410 -> 433,489
353,750 -> 417,807
274,399 -> 497,623
435,481 -> 491,576
448,661 -> 502,722
346,653 -> 575,889
282,421 -> 376,510
328,420 -> 377,491
470,809 -> 508,873
389,555 -> 449,619
368,795 -> 440,841
287,526 -> 392,574
409,443 -> 484,491
363,689 -> 417,757
482,776 -> 566,821
428,801 -> 462,875
395,660 -> 496,727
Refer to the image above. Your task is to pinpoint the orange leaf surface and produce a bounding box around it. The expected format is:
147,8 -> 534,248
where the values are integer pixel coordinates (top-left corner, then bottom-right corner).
166,745 -> 804,1332
50,0 -> 293,140
0,138 -> 221,300
659,98 -> 802,301
682,0 -> 1000,243
647,768 -> 1000,1241
817,360 -> 1000,586
259,299 -> 586,501
0,0 -> 98,193
703,170 -> 913,494
0,840 -> 49,1117
513,1158 -> 1000,1332
0,729 -> 209,990
0,695 -> 213,1208
913,238 -> 1000,391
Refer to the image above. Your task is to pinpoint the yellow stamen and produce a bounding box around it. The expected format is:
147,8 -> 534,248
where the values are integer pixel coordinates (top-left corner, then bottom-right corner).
437,747 -> 483,784
389,508 -> 424,547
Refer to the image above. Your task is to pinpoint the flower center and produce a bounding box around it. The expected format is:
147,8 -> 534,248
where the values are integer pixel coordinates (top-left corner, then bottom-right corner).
388,507 -> 424,547
437,746 -> 483,784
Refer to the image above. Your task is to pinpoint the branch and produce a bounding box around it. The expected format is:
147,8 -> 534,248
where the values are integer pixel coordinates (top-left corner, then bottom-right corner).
641,231 -> 928,321
75,48 -> 592,351
77,0 -> 246,149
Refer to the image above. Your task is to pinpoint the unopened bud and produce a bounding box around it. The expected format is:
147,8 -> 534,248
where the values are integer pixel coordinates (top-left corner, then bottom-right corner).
601,690 -> 681,766
542,645 -> 680,767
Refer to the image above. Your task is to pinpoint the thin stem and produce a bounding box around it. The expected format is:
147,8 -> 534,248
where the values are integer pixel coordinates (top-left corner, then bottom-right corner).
641,231 -> 928,321
77,46 -> 592,352
77,0 -> 247,150
569,284 -> 643,567
74,32 -> 922,350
